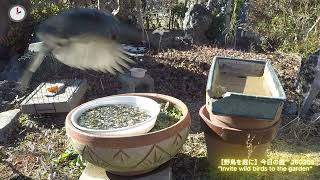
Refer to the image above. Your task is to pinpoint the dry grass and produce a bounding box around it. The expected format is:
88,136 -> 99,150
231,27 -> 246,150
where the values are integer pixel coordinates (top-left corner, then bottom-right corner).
173,133 -> 320,180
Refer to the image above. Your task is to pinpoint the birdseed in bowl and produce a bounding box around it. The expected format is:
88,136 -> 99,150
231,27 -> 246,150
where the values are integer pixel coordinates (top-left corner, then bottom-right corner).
78,104 -> 151,130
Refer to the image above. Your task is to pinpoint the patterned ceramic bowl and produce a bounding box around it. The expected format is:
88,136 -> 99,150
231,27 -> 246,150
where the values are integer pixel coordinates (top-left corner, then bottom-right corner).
65,93 -> 191,176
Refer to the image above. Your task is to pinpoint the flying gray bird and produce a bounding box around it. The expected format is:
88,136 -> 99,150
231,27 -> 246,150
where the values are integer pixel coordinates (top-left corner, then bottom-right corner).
20,8 -> 145,91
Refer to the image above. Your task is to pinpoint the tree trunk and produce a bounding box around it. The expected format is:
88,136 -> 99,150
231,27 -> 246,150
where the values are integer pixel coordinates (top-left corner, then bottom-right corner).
134,0 -> 145,42
223,0 -> 233,36
0,0 -> 10,37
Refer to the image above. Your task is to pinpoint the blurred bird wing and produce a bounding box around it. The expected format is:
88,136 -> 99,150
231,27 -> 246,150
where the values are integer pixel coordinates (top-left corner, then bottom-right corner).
51,36 -> 135,74
19,43 -> 50,92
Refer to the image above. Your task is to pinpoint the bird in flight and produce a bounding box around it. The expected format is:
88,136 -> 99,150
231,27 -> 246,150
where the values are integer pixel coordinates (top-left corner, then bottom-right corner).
20,8 -> 144,91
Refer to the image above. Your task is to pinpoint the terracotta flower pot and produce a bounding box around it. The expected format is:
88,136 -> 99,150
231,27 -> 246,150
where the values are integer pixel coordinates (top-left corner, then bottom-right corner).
66,93 -> 191,176
206,103 -> 283,129
199,105 -> 271,167
199,105 -> 280,145
202,122 -> 271,167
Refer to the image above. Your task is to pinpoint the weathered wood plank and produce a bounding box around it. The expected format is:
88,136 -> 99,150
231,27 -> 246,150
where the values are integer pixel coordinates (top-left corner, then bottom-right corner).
301,55 -> 320,114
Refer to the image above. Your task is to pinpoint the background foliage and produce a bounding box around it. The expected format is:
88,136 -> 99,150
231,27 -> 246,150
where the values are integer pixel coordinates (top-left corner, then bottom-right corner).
30,0 -> 70,23
248,0 -> 320,57
4,0 -> 320,57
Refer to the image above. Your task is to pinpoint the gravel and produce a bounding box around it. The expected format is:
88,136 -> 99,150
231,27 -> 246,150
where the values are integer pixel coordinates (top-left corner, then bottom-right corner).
78,104 -> 151,130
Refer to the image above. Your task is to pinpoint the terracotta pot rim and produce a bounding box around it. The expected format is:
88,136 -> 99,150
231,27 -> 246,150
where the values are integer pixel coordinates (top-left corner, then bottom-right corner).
200,105 -> 280,132
199,105 -> 280,145
65,93 -> 191,148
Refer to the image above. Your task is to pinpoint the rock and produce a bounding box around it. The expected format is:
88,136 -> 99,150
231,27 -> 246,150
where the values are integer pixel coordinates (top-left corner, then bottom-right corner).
0,80 -> 21,112
107,163 -> 172,180
235,27 -> 265,49
118,72 -> 154,93
0,46 -> 10,60
0,57 -> 8,72
0,54 -> 24,81
99,0 -> 141,26
0,109 -> 21,143
296,51 -> 320,95
283,102 -> 298,115
183,3 -> 212,44
80,162 -> 172,180
298,52 -> 320,113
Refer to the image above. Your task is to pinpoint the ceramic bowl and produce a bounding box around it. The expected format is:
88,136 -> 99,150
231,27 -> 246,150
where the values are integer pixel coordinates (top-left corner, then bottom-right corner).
71,95 -> 160,136
66,93 -> 191,176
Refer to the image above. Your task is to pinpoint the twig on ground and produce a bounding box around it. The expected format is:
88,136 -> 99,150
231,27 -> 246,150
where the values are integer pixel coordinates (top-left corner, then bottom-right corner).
280,116 -> 300,130
305,16 -> 320,41
311,113 -> 320,123
99,78 -> 105,91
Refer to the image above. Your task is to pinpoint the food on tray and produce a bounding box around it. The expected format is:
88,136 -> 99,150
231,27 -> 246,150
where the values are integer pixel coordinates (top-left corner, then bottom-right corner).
47,83 -> 65,94
47,85 -> 59,93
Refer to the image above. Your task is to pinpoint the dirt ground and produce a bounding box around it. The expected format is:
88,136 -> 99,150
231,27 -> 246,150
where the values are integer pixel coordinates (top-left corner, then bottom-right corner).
0,46 -> 319,180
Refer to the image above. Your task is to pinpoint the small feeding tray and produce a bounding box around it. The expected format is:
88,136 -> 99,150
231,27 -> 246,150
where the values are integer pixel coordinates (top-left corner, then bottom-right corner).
120,44 -> 146,57
20,79 -> 88,114
206,56 -> 286,120
71,95 -> 160,136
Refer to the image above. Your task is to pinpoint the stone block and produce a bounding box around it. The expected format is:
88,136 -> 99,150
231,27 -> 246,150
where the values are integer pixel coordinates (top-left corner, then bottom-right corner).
0,109 -> 21,143
118,73 -> 154,93
20,79 -> 88,114
79,162 -> 172,180
107,164 -> 172,180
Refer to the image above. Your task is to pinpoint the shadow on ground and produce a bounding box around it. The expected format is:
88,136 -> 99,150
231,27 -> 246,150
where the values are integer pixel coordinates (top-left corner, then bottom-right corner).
172,153 -> 210,180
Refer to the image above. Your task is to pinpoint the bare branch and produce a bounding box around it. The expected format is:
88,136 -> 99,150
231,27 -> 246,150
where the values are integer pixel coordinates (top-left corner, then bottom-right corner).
112,0 -> 120,15
305,16 -> 320,41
